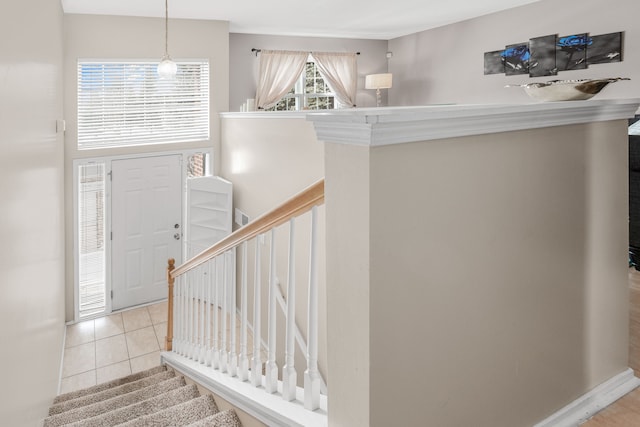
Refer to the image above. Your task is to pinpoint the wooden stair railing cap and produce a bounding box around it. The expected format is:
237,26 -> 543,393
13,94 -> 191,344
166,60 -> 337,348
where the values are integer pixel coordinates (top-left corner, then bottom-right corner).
171,178 -> 324,279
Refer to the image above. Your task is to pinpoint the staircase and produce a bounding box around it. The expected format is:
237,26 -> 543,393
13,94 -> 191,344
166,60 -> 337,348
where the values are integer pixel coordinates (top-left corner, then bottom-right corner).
45,365 -> 242,426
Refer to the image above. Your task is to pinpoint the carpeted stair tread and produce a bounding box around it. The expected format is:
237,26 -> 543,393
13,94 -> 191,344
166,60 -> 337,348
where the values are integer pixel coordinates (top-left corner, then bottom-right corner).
48,370 -> 176,416
54,365 -> 167,404
44,376 -> 187,427
116,394 -> 220,426
185,409 -> 243,427
65,383 -> 200,427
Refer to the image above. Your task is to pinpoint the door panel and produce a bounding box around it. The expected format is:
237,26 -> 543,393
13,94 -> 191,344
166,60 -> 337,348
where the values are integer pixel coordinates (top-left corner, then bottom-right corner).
111,155 -> 182,310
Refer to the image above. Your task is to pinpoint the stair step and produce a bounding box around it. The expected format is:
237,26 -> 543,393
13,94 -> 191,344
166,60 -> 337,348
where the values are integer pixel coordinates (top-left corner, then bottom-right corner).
117,394 -> 219,426
44,376 -> 187,427
49,364 -> 243,426
48,370 -> 176,415
186,409 -> 243,427
64,383 -> 200,427
53,365 -> 167,404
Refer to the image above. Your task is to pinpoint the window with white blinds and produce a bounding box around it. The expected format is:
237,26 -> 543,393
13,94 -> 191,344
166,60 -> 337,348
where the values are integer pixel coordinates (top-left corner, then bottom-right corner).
77,162 -> 107,318
77,61 -> 210,150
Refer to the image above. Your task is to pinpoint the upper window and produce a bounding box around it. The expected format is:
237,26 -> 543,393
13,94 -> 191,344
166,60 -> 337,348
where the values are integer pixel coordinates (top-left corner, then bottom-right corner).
268,62 -> 335,111
77,60 -> 209,150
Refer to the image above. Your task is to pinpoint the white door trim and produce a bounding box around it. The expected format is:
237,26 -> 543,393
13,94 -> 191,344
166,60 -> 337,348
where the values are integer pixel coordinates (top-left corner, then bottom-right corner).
72,148 -> 213,322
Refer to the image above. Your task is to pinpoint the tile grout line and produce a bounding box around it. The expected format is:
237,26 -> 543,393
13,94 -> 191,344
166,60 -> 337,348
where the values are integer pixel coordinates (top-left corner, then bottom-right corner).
122,321 -> 133,378
92,319 -> 97,381
61,303 -> 166,393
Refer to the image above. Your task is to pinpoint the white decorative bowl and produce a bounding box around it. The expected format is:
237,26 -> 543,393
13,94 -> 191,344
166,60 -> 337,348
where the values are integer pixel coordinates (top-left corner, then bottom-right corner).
506,78 -> 629,101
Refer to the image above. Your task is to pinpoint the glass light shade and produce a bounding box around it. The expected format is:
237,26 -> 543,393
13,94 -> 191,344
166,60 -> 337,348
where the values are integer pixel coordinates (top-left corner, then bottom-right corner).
158,57 -> 178,79
365,73 -> 393,89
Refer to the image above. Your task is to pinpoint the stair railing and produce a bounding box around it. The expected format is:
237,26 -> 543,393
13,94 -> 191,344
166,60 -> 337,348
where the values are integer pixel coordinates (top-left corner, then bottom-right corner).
165,179 -> 324,412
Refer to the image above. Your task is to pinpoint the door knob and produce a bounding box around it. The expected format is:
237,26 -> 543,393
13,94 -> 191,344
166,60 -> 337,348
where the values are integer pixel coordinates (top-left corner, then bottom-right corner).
174,224 -> 180,229
174,233 -> 181,240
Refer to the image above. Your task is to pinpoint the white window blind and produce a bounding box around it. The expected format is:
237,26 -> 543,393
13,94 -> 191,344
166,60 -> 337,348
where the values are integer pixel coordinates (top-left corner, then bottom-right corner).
78,162 -> 106,318
77,61 -> 209,150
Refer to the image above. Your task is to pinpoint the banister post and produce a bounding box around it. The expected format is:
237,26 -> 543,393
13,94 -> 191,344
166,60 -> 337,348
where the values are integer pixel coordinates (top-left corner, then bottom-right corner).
165,258 -> 175,351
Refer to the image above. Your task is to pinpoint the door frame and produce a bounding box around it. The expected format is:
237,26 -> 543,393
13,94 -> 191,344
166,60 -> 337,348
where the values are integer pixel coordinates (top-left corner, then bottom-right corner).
72,148 -> 213,322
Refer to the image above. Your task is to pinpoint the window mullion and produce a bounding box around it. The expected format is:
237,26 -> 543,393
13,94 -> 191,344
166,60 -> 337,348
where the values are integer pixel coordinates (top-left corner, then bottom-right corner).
295,72 -> 304,111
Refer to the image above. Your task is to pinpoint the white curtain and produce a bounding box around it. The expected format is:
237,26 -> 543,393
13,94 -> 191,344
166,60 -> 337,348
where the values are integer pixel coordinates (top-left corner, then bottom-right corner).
255,50 -> 308,109
311,52 -> 358,108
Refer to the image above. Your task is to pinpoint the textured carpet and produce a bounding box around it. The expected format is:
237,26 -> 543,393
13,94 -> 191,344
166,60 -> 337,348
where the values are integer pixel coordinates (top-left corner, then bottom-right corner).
53,365 -> 167,404
47,365 -> 242,426
48,370 -> 176,416
117,394 -> 219,426
186,409 -> 243,427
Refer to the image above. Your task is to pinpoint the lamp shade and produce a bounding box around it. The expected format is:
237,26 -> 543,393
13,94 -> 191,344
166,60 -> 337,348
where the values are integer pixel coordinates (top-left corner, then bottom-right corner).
365,73 -> 393,90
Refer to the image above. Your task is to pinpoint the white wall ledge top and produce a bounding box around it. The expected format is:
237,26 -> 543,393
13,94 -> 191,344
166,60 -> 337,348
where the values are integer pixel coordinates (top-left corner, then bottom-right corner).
220,111 -> 308,119
305,99 -> 640,147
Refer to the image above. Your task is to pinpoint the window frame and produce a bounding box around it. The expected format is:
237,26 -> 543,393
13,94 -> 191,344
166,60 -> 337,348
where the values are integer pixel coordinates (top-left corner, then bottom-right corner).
72,148 -> 213,322
77,59 -> 210,150
269,57 -> 335,111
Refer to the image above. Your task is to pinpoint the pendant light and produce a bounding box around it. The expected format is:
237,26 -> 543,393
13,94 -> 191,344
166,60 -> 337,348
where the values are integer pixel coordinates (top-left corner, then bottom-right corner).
157,0 -> 177,79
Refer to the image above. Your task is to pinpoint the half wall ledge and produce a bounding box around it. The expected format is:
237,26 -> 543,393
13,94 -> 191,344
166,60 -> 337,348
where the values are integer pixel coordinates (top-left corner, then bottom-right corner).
305,99 -> 640,146
313,98 -> 640,427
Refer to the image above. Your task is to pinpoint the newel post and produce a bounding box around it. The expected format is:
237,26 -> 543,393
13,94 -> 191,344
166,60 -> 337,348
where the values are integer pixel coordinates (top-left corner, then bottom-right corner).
165,258 -> 175,351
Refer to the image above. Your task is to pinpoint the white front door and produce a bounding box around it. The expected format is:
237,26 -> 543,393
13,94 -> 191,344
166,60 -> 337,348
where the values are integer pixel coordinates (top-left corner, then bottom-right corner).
111,155 -> 182,310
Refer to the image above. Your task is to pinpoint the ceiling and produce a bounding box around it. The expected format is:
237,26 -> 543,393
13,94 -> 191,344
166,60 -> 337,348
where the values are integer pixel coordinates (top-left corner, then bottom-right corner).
61,0 -> 540,40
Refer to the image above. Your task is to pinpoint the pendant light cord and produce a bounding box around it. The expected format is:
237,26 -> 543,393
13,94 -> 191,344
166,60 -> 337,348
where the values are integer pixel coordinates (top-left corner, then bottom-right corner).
157,0 -> 177,78
164,0 -> 169,57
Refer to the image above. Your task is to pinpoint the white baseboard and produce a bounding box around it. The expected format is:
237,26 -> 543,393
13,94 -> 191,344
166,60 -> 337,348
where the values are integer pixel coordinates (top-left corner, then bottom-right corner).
57,323 -> 67,396
534,368 -> 640,427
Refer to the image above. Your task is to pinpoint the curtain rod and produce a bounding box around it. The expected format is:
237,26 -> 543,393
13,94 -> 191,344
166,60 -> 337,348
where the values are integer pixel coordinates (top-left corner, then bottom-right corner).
251,48 -> 360,57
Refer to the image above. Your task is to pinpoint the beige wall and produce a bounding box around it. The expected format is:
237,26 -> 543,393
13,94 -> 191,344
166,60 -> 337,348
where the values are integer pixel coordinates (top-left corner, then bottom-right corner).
219,115 -> 327,384
63,14 -> 230,321
389,0 -> 640,106
324,120 -> 630,426
0,1 -> 66,425
324,142 -> 371,427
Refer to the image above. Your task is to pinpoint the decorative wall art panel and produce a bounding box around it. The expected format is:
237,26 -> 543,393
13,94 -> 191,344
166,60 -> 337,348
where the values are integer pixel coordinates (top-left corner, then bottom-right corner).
484,50 -> 505,75
529,35 -> 558,77
483,31 -> 623,77
503,43 -> 530,75
556,34 -> 590,71
587,32 -> 623,64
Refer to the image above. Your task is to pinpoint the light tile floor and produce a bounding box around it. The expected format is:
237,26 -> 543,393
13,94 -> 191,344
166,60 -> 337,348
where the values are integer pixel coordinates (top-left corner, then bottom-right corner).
60,301 -> 168,395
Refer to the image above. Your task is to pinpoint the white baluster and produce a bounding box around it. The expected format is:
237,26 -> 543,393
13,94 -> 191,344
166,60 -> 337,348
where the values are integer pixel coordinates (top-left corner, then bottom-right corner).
199,265 -> 206,363
188,272 -> 195,359
183,275 -> 189,357
206,261 -> 213,366
212,257 -> 220,369
182,273 -> 191,357
181,276 -> 187,356
192,270 -> 199,360
239,242 -> 249,381
220,252 -> 229,373
304,206 -> 321,410
174,276 -> 180,354
229,249 -> 238,377
251,236 -> 263,387
194,268 -> 200,361
265,229 -> 278,393
282,219 -> 297,401
178,276 -> 185,355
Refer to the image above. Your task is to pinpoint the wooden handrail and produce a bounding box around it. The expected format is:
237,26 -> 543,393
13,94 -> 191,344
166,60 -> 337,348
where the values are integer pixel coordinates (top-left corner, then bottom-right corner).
171,178 -> 324,279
